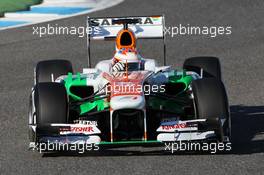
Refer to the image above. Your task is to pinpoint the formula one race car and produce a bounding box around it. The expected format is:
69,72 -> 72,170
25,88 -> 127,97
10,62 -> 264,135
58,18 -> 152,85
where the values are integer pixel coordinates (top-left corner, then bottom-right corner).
28,16 -> 231,151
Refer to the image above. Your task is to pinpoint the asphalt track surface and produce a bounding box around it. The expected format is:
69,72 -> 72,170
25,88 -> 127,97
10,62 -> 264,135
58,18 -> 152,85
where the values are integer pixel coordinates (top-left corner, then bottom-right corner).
0,0 -> 264,174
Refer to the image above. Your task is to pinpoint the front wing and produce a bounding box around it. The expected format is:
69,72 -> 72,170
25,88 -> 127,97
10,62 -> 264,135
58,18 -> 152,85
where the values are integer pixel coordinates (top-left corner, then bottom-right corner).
29,118 -> 226,150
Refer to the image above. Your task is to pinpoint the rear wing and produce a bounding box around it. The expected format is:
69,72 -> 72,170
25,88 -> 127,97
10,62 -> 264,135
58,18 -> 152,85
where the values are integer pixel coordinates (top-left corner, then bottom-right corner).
86,15 -> 166,67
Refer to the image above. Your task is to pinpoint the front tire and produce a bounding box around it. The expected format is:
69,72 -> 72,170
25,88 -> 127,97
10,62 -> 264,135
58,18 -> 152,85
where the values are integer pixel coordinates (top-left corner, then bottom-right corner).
35,59 -> 73,84
192,78 -> 230,141
34,82 -> 68,125
184,57 -> 221,80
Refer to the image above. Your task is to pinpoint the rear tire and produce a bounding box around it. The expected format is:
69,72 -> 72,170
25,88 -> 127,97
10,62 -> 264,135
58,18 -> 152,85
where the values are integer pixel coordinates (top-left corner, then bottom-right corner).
184,57 -> 221,80
35,59 -> 73,84
192,78 -> 230,141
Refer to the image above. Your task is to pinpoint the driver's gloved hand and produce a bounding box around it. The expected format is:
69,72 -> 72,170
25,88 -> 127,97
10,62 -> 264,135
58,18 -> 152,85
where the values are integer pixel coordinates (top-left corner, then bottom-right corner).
112,62 -> 125,72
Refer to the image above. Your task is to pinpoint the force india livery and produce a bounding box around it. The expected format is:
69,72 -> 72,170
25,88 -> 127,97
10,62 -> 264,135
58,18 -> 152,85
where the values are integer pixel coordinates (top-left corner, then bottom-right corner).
28,16 -> 231,151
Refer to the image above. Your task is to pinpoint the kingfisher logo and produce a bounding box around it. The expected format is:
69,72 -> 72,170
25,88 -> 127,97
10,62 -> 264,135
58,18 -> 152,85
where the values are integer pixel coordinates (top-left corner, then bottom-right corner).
161,123 -> 187,130
60,126 -> 95,135
160,123 -> 188,131
70,126 -> 94,132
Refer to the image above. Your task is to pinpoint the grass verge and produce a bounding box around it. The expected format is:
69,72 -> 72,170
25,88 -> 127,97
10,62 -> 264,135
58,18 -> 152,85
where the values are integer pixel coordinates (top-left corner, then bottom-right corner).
0,0 -> 42,17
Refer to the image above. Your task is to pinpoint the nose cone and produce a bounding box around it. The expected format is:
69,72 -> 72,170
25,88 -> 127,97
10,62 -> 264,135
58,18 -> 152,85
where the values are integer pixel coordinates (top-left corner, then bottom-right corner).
110,95 -> 145,110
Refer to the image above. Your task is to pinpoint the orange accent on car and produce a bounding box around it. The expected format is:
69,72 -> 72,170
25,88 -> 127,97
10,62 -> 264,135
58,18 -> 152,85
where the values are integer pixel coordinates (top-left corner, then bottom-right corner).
110,132 -> 113,142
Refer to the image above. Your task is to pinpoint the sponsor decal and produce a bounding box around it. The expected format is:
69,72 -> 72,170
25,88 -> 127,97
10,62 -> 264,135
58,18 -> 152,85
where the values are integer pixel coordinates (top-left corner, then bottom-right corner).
75,120 -> 98,126
59,124 -> 101,135
60,126 -> 94,133
90,17 -> 161,26
161,123 -> 187,130
71,126 -> 94,132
